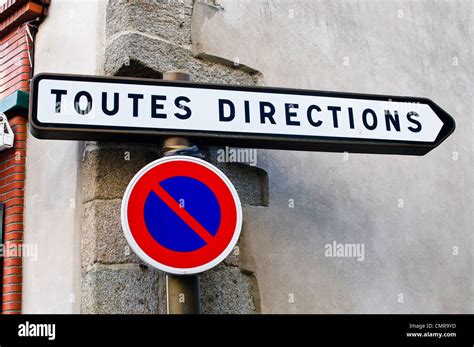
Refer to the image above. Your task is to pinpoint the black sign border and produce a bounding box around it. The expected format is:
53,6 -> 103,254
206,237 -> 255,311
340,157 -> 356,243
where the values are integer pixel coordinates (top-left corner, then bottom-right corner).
29,73 -> 456,156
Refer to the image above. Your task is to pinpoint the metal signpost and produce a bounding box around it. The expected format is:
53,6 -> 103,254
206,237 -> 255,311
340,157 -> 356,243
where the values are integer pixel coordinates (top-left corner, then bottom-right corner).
29,72 -> 456,315
29,73 -> 455,156
121,155 -> 242,274
121,155 -> 242,313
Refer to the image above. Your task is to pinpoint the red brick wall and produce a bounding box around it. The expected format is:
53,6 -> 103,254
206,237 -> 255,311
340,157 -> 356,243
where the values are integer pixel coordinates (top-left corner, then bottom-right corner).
0,0 -> 47,314
1,115 -> 26,313
0,25 -> 31,99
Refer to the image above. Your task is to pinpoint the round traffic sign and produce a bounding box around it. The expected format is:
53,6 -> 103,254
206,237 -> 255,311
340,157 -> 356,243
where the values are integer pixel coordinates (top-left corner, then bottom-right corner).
121,155 -> 242,275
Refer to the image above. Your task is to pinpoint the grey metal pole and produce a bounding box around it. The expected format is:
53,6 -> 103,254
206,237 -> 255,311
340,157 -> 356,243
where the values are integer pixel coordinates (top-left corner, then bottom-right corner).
162,70 -> 201,314
166,274 -> 201,314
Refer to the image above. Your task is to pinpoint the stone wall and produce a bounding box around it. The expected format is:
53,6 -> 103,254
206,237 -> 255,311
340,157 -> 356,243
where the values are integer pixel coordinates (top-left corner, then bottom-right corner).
81,0 -> 266,314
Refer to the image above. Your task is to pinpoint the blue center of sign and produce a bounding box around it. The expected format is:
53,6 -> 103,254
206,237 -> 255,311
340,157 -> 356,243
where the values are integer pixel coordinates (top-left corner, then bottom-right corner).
143,176 -> 221,252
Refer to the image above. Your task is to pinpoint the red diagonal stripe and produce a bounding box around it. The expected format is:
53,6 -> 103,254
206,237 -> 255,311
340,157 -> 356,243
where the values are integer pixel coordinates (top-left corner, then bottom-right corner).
152,185 -> 214,244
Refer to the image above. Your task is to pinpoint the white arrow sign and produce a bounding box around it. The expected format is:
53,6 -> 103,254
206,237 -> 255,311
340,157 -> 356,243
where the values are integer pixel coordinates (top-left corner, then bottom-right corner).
30,73 -> 455,155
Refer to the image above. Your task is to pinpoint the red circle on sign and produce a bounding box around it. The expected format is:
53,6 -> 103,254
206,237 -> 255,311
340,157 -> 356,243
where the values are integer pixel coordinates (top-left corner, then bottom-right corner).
121,156 -> 242,274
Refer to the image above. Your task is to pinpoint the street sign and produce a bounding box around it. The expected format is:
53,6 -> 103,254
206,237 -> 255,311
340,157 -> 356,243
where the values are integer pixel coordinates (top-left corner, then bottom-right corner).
30,73 -> 455,155
121,155 -> 242,275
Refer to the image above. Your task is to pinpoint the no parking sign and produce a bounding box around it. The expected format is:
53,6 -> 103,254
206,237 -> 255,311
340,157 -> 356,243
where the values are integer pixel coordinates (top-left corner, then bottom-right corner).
121,156 -> 242,275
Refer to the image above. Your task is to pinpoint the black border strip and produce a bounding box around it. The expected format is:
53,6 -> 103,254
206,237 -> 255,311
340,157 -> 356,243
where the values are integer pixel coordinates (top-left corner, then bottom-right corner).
0,314 -> 471,345
29,73 -> 456,156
